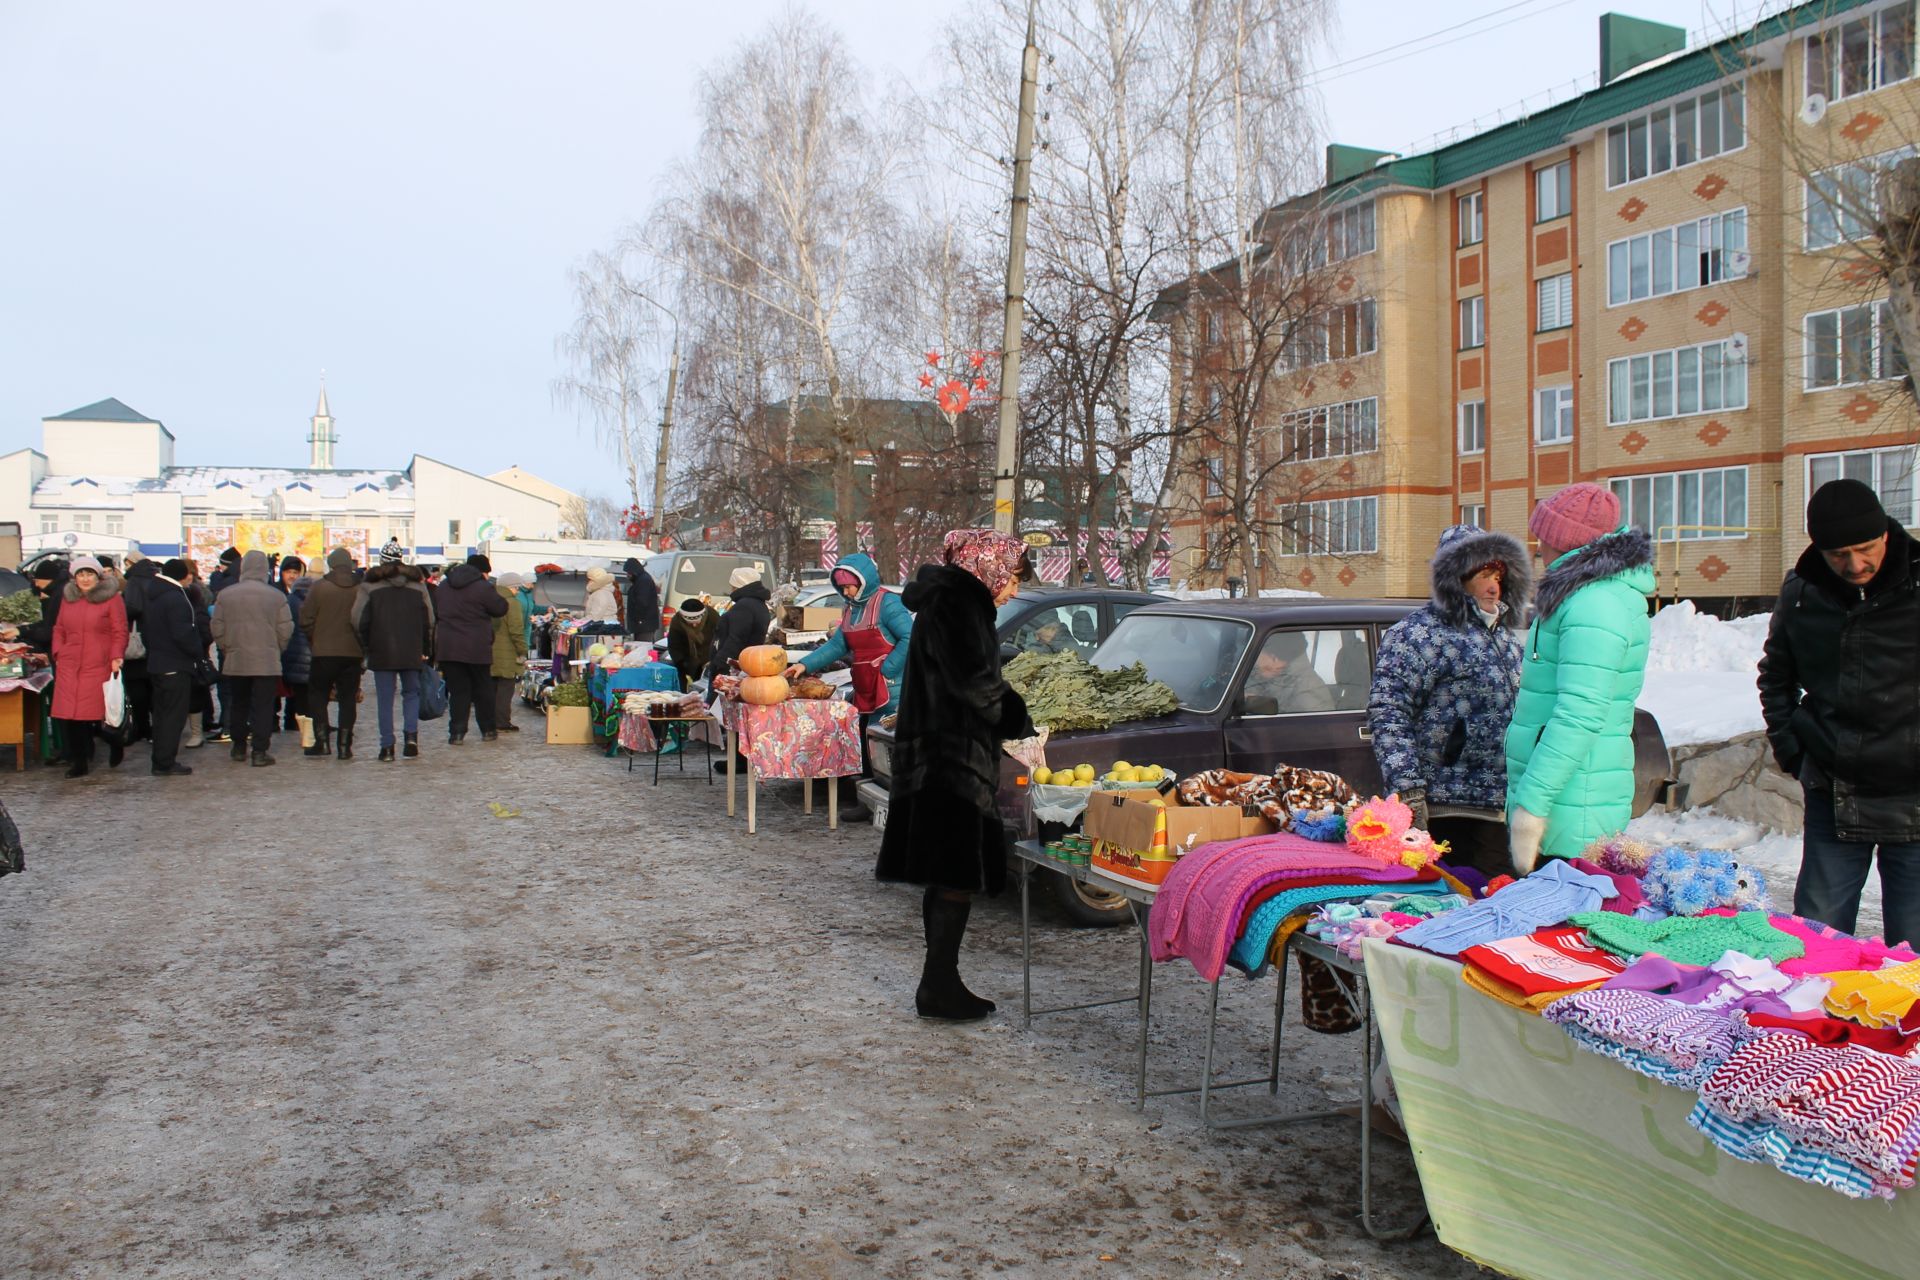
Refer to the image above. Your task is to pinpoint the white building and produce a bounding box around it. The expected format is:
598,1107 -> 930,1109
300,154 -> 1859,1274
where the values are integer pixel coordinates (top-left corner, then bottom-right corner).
0,394 -> 580,567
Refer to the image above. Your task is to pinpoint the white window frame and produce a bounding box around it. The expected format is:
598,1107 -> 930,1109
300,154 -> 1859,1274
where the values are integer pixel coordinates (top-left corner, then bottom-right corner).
1459,503 -> 1487,529
1606,81 -> 1747,188
391,519 -> 412,546
1610,466 -> 1751,542
1537,273 -> 1573,332
1278,397 -> 1379,461
1328,298 -> 1378,361
1459,296 -> 1486,350
1805,299 -> 1910,389
72,514 -> 92,533
1328,199 -> 1376,262
1205,457 -> 1224,498
1806,3 -> 1917,105
39,515 -> 58,534
1807,445 -> 1918,527
1807,146 -> 1918,250
1536,386 -> 1575,444
1606,209 -> 1749,307
1607,338 -> 1750,425
105,515 -> 125,537
1458,191 -> 1484,247
1457,400 -> 1488,455
1278,496 -> 1379,556
1536,161 -> 1572,222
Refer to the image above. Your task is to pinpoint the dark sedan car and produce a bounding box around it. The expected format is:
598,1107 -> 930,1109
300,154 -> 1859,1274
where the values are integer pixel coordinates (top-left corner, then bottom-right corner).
864,598 -> 1673,924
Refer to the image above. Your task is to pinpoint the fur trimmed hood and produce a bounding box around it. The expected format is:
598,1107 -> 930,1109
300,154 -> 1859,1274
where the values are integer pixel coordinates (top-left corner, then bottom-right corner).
1429,525 -> 1531,630
1534,527 -> 1654,622
62,576 -> 123,605
365,561 -> 425,585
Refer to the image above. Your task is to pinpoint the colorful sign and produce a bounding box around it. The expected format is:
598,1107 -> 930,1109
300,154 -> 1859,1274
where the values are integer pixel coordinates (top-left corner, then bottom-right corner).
234,520 -> 326,564
324,527 -> 371,566
185,527 -> 234,581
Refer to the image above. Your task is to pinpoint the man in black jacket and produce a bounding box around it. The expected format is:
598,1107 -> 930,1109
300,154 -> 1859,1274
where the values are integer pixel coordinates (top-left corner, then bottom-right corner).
623,557 -> 661,642
120,554 -> 161,744
1758,478 -> 1920,947
142,559 -> 213,776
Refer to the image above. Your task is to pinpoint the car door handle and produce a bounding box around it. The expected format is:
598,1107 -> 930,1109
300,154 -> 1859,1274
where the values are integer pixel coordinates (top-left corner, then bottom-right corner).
1357,726 -> 1372,741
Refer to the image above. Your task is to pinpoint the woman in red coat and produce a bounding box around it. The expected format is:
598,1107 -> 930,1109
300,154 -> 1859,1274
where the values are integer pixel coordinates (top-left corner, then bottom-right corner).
51,555 -> 129,777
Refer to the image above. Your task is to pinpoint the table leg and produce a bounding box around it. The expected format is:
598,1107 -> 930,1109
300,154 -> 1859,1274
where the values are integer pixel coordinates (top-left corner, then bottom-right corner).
747,763 -> 757,835
828,776 -> 838,830
1131,899 -> 1153,1111
704,722 -> 714,785
1021,869 -> 1033,1029
726,727 -> 737,816
802,778 -> 812,815
653,726 -> 663,786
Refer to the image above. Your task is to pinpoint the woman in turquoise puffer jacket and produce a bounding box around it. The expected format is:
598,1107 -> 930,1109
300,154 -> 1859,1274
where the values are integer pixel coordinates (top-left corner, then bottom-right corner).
1505,484 -> 1655,870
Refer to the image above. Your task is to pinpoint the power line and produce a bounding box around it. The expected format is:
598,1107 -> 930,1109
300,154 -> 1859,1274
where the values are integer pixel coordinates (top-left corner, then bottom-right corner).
1300,0 -> 1554,82
1296,0 -> 1585,91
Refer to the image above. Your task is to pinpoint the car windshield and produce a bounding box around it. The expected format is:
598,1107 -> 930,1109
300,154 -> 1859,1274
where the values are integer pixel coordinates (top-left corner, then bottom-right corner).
671,555 -> 769,599
1092,614 -> 1254,713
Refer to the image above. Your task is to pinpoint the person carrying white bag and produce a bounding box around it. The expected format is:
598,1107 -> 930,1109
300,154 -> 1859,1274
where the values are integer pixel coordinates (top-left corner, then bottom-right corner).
49,555 -> 129,778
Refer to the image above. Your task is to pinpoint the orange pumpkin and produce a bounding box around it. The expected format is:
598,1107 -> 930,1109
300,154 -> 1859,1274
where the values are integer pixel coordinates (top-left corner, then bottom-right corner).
738,645 -> 787,678
739,675 -> 790,705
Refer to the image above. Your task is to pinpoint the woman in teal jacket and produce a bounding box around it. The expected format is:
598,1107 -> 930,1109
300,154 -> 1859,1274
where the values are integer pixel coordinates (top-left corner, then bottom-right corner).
1505,484 -> 1655,870
791,552 -> 911,717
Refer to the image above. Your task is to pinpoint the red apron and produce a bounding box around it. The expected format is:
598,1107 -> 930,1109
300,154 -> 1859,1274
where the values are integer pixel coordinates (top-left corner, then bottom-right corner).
840,590 -> 895,714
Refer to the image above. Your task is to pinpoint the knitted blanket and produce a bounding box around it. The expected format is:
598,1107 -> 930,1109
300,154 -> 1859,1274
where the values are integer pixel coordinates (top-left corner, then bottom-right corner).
1227,880 -> 1450,978
1699,1033 -> 1920,1182
1572,910 -> 1804,967
1175,767 -> 1356,830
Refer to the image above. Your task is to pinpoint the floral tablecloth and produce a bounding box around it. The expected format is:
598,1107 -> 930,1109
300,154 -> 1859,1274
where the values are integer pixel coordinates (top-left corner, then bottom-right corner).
719,698 -> 861,780
0,672 -> 52,695
617,711 -> 716,755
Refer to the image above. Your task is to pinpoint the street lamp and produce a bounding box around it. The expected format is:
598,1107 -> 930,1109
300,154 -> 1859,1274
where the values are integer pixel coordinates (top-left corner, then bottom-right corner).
628,286 -> 680,548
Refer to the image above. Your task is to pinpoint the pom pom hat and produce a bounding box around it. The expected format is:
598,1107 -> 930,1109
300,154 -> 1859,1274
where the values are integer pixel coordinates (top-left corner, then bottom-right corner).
1529,482 -> 1622,554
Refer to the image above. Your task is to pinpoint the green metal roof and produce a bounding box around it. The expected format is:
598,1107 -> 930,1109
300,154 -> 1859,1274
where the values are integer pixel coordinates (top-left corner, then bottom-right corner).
48,397 -> 157,424
1325,0 -> 1876,196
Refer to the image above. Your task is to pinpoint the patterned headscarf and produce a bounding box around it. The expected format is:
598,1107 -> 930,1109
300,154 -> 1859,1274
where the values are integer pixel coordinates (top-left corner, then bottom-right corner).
943,529 -> 1029,598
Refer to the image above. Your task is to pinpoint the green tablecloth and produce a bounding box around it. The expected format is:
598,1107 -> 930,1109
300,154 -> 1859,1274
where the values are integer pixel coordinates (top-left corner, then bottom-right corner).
1362,940 -> 1918,1280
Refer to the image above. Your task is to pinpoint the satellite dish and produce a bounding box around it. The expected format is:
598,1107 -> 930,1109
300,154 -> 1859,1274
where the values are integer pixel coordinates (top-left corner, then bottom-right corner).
1729,331 -> 1750,360
1800,94 -> 1829,125
1727,249 -> 1753,277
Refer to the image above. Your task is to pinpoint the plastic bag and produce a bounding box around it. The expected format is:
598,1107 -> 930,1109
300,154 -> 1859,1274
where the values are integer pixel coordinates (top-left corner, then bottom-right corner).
102,672 -> 126,729
418,669 -> 449,720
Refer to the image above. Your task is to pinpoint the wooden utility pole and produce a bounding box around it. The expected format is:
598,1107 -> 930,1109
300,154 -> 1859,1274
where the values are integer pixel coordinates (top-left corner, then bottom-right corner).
651,337 -> 679,546
992,9 -> 1040,535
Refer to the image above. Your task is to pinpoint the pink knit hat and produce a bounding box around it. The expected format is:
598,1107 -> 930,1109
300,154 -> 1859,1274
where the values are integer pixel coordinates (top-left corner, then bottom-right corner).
1529,482 -> 1621,553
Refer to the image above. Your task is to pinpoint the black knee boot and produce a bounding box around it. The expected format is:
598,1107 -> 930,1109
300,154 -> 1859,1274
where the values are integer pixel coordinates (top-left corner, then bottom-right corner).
63,721 -> 93,778
916,887 -> 995,1021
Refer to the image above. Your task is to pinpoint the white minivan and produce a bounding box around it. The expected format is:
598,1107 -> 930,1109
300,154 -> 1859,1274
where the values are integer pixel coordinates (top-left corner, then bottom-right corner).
642,550 -> 776,631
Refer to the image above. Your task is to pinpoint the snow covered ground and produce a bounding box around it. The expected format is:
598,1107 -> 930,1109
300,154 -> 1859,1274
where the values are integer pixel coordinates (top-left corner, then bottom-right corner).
1636,601 -> 1772,748
1624,805 -> 1886,942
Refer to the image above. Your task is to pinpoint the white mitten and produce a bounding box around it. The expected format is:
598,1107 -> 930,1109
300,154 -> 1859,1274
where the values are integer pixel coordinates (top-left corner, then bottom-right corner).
1508,807 -> 1548,875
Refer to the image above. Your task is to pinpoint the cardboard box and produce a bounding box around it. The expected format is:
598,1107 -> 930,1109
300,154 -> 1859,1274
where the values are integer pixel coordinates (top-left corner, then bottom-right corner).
1084,789 -> 1273,883
546,705 -> 594,744
779,605 -> 844,634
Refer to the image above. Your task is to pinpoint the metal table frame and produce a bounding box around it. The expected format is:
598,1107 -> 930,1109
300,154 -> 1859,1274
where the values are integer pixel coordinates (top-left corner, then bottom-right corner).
1012,839 -> 1427,1242
626,713 -> 717,784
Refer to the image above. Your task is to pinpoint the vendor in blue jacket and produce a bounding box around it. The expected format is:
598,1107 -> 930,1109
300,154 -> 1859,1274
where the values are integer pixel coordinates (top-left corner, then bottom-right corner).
786,552 -> 912,818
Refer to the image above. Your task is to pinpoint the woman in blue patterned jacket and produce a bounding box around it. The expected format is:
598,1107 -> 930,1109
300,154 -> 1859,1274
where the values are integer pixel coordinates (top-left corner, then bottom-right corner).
1366,523 -> 1532,875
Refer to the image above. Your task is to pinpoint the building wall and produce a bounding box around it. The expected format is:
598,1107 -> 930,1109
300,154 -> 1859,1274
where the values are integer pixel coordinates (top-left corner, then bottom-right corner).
44,419 -> 172,478
0,450 -> 48,529
487,465 -> 581,514
412,456 -> 564,554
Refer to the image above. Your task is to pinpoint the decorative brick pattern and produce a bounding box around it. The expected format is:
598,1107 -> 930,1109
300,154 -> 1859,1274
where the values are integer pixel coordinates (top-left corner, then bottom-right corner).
1298,567 -> 1317,588
1537,337 -> 1571,376
1459,459 -> 1483,491
1618,316 -> 1648,341
1841,111 -> 1885,143
1619,430 -> 1649,455
1336,368 -> 1356,389
1336,566 -> 1357,588
1537,451 -> 1570,485
1618,196 -> 1648,222
1335,460 -> 1357,483
1458,255 -> 1482,288
1693,172 -> 1729,201
1338,272 -> 1356,293
1295,378 -> 1316,397
1841,393 -> 1881,424
1839,258 -> 1883,286
1697,555 -> 1730,583
1536,226 -> 1570,265
1460,357 -> 1483,390
1695,300 -> 1730,327
1697,419 -> 1730,447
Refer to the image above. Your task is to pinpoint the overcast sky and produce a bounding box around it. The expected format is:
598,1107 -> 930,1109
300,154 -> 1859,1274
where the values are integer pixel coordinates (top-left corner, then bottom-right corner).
0,0 -> 1773,499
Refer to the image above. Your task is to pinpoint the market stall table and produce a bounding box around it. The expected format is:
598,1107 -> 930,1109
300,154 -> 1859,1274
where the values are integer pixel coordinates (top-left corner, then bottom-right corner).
717,697 -> 863,833
1364,940 -> 1920,1279
618,711 -> 718,784
0,672 -> 52,771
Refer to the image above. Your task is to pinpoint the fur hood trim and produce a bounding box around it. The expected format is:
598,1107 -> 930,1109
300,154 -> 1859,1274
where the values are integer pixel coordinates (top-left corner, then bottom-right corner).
1429,525 -> 1532,630
62,577 -> 124,605
1534,527 -> 1654,621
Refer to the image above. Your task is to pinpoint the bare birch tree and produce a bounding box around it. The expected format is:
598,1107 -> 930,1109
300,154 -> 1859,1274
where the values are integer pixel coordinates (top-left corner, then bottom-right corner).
552,251 -> 662,515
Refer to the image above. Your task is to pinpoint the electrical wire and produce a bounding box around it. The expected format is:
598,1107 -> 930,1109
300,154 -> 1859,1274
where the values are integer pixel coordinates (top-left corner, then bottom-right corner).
1296,0 -> 1586,90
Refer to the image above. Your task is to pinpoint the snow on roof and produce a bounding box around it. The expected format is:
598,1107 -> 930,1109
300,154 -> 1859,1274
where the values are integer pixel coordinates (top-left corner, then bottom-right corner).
31,466 -> 413,503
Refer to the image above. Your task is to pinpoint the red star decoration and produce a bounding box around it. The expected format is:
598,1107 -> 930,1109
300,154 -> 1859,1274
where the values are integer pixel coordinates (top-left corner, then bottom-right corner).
925,350 -> 941,366
972,376 -> 990,392
918,372 -> 934,389
968,351 -> 986,369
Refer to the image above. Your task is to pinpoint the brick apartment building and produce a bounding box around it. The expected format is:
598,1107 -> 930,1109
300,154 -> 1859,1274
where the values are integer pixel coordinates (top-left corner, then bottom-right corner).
1169,1 -> 1920,606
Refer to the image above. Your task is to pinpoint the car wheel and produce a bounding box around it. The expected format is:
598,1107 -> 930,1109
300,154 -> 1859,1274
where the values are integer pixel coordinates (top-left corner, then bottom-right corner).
1048,869 -> 1130,928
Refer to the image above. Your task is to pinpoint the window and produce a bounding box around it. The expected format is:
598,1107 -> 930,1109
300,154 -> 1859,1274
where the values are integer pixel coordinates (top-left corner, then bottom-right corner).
1327,298 -> 1377,360
105,515 -> 124,537
1096,613 -> 1253,712
1459,296 -> 1485,349
39,515 -> 57,534
1458,191 -> 1484,246
1242,628 -> 1370,715
1806,300 -> 1910,387
1278,397 -> 1379,461
1537,386 -> 1575,444
1607,338 -> 1749,424
1199,310 -> 1215,348
447,520 -> 461,544
1607,83 -> 1745,187
391,520 -> 412,546
1537,273 -> 1573,331
1459,503 -> 1487,529
1328,199 -> 1376,261
1807,3 -> 1916,103
72,514 -> 92,533
1808,445 -> 1918,525
183,512 -> 209,527
1612,466 -> 1749,541
1278,496 -> 1379,556
1808,148 -> 1917,249
1205,457 -> 1224,497
1536,161 -> 1571,221
1010,604 -> 1101,658
1457,400 -> 1487,454
1607,209 -> 1748,305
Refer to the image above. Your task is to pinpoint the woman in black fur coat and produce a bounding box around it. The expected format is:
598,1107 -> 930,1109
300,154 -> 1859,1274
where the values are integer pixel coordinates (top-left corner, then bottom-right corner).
878,529 -> 1035,1020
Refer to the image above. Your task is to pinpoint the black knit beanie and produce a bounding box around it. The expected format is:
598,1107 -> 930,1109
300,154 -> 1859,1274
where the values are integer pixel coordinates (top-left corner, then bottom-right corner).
1807,478 -> 1888,550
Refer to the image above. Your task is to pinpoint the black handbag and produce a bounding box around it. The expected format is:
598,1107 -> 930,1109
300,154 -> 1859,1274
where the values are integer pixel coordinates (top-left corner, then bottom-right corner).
190,657 -> 217,689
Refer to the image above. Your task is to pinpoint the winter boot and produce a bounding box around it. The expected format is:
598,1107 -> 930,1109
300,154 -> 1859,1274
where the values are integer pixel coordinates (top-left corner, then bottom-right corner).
378,743 -> 396,763
915,888 -> 995,1021
305,726 -> 332,758
336,729 -> 353,761
250,751 -> 275,767
108,738 -> 125,768
230,739 -> 248,762
403,732 -> 419,759
836,777 -> 871,824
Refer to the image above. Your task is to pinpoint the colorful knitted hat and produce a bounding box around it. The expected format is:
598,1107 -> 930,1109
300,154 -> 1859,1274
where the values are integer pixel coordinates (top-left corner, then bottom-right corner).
1530,482 -> 1621,553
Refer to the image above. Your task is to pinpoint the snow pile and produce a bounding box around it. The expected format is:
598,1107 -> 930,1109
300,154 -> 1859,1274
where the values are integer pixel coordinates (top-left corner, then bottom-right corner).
1636,602 -> 1770,747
